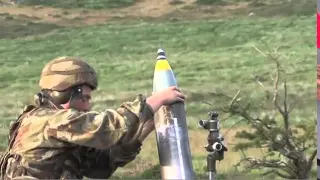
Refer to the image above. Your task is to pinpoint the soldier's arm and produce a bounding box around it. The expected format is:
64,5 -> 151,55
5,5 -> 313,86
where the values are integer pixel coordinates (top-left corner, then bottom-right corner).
45,94 -> 154,149
80,140 -> 142,179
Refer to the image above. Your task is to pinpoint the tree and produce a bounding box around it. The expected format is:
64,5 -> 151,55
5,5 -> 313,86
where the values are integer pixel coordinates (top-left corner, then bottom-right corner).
204,44 -> 316,179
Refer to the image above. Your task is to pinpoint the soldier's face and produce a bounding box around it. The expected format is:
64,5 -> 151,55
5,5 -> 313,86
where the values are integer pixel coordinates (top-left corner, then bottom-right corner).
66,85 -> 92,111
77,85 -> 92,111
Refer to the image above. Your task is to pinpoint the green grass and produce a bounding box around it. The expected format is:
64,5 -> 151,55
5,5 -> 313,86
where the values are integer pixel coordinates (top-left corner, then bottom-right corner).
0,3 -> 316,178
19,0 -> 137,9
194,0 -> 315,17
0,13 -> 62,39
0,16 -> 315,130
239,0 -> 316,17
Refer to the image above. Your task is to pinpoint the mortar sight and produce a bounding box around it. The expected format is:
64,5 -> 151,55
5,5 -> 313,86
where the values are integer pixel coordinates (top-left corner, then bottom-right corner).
198,111 -> 220,132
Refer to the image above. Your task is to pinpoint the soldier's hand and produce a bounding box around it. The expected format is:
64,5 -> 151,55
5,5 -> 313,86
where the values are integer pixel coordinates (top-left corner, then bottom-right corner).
146,86 -> 185,113
159,86 -> 185,105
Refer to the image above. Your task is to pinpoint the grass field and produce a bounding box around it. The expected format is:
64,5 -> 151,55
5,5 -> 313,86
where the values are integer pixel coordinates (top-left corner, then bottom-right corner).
0,0 -> 316,179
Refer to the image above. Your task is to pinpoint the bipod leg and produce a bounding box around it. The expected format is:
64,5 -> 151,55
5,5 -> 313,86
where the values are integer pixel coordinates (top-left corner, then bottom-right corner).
207,153 -> 216,180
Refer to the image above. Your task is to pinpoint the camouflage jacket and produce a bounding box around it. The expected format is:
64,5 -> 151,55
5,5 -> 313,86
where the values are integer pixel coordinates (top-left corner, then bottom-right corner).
0,94 -> 154,179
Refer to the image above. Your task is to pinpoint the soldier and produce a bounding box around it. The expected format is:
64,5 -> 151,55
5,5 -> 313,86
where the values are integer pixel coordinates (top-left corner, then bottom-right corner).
0,56 -> 185,179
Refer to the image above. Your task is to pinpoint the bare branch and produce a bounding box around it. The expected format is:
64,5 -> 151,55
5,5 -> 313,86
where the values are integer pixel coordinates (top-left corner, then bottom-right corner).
288,101 -> 296,113
252,44 -> 267,57
306,149 -> 317,171
202,100 -> 228,113
240,149 -> 247,158
272,68 -> 281,112
256,79 -> 265,88
273,46 -> 279,54
265,49 -> 295,151
262,170 -> 293,179
254,79 -> 274,112
253,44 -> 287,122
223,119 -> 246,137
270,69 -> 277,81
202,100 -> 213,107
283,79 -> 289,130
228,90 -> 240,111
236,156 -> 293,175
219,114 -> 232,123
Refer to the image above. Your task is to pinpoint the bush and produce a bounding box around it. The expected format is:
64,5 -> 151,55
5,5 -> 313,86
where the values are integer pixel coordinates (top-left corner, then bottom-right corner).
206,43 -> 317,179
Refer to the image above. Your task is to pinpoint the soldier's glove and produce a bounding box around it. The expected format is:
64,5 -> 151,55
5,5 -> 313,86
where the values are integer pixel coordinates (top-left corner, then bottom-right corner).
109,139 -> 142,167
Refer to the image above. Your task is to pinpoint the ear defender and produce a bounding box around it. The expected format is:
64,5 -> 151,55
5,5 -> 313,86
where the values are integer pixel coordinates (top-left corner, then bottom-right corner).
44,85 -> 84,105
50,90 -> 73,105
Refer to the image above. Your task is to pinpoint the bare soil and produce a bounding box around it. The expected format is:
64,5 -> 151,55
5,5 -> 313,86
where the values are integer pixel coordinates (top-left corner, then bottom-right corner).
0,0 -> 252,26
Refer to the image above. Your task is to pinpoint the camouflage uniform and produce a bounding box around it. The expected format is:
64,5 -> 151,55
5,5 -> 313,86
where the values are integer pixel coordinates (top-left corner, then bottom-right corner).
0,57 -> 154,179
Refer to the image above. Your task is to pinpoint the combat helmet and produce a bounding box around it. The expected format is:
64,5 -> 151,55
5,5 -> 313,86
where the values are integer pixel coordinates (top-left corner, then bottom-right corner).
38,56 -> 98,104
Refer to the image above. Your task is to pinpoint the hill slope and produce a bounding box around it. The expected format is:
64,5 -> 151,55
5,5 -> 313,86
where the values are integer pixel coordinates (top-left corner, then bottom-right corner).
0,0 -> 316,179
